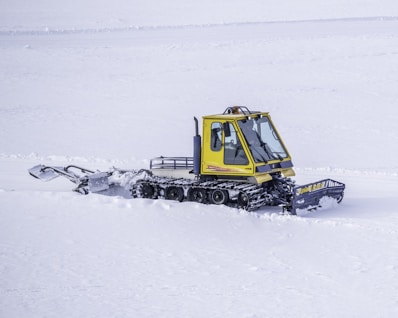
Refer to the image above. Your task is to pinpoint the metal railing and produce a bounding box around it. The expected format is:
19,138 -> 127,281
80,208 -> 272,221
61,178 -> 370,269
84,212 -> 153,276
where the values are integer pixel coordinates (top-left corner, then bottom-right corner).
150,156 -> 194,170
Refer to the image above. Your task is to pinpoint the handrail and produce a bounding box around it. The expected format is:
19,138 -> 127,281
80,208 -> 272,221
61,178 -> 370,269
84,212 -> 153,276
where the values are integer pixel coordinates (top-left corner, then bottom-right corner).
223,106 -> 254,115
150,156 -> 194,170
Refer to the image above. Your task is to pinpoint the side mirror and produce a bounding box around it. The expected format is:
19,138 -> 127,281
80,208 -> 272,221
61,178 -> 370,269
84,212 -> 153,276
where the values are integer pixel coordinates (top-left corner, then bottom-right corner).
223,122 -> 231,137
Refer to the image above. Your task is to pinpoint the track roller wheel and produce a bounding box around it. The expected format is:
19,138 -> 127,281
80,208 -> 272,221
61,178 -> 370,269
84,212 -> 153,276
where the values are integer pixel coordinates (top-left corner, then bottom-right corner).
209,189 -> 229,205
140,183 -> 156,199
165,186 -> 184,202
237,192 -> 249,209
188,188 -> 207,203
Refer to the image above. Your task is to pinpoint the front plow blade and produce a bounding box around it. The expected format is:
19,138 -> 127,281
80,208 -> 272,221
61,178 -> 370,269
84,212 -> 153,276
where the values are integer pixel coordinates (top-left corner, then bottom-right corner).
29,164 -> 63,181
28,164 -> 112,194
291,179 -> 345,214
28,164 -> 97,186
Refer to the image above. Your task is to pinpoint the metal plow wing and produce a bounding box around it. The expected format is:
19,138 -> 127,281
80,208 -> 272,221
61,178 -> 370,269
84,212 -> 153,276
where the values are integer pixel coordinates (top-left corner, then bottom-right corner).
291,179 -> 345,214
28,164 -> 110,193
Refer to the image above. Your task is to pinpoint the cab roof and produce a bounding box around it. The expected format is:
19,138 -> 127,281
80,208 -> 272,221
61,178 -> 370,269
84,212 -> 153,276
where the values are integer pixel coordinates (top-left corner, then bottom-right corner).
203,106 -> 269,120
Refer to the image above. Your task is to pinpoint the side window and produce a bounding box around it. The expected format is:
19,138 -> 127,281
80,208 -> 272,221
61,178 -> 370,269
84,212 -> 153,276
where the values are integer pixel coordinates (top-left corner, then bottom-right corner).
210,122 -> 222,151
224,122 -> 249,165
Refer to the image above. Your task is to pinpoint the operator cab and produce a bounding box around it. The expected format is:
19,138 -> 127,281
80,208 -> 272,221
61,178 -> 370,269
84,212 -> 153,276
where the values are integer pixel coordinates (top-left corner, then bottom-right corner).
200,106 -> 295,184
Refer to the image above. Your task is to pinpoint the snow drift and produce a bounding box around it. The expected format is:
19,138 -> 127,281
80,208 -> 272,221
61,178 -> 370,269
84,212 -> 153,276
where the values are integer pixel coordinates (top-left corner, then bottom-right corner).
1,1 -> 398,317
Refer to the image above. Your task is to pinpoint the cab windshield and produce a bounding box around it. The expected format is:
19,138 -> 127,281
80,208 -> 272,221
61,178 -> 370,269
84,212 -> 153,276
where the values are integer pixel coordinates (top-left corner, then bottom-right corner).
238,116 -> 288,163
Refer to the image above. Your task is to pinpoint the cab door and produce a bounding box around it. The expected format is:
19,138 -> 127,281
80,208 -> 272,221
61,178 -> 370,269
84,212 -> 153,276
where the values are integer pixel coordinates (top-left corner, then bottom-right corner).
201,119 -> 253,176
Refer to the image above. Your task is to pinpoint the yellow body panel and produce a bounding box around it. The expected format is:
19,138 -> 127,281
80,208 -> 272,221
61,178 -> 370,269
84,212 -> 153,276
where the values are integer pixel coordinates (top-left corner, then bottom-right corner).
282,168 -> 296,177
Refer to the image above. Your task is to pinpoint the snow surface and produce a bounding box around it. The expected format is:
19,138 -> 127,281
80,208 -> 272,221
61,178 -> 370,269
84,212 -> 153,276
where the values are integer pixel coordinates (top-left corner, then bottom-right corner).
1,1 -> 398,317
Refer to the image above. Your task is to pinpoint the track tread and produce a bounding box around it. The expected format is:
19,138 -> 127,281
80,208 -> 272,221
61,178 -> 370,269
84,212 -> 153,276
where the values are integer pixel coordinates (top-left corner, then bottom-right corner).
131,176 -> 275,211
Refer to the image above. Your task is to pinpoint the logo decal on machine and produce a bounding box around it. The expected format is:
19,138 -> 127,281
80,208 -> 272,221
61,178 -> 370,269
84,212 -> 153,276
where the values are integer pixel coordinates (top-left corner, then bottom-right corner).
296,181 -> 326,195
207,165 -> 245,173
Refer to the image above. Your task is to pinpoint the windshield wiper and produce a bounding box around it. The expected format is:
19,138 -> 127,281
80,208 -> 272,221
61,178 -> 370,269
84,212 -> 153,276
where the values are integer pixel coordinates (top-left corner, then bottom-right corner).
250,146 -> 269,163
261,142 -> 276,160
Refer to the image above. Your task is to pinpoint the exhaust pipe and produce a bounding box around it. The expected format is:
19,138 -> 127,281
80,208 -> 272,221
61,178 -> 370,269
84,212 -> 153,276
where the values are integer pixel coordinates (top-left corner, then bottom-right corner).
193,117 -> 201,176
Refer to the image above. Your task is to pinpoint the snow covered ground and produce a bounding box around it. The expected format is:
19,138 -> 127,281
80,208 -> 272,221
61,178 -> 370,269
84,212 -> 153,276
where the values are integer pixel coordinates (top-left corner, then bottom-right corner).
1,1 -> 398,317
